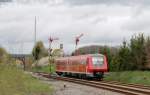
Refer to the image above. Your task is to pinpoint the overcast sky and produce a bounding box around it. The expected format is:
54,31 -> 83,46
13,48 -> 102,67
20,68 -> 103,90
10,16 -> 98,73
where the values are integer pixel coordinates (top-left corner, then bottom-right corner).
0,0 -> 150,54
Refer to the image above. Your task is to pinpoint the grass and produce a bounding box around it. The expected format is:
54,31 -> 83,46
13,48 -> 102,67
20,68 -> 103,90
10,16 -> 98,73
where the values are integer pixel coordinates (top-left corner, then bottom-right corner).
0,63 -> 53,95
104,71 -> 150,85
32,65 -> 55,73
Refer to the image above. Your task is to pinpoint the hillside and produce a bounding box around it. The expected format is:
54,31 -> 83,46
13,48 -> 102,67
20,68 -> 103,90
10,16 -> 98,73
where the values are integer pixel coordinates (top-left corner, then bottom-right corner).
73,45 -> 119,55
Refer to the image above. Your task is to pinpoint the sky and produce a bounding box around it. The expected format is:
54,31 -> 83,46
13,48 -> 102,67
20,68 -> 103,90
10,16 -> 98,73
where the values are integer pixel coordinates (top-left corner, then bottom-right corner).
0,0 -> 150,54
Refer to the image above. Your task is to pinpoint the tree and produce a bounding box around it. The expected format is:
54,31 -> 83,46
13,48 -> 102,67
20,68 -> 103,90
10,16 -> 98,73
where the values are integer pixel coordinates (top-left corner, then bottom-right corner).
117,41 -> 133,70
32,41 -> 48,62
109,41 -> 133,71
110,55 -> 120,71
130,34 -> 146,70
145,37 -> 150,69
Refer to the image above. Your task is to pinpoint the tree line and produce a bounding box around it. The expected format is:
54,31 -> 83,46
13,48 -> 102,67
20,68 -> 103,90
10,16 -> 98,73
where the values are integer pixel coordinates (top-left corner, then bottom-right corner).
74,33 -> 150,71
1,33 -> 150,71
32,33 -> 150,71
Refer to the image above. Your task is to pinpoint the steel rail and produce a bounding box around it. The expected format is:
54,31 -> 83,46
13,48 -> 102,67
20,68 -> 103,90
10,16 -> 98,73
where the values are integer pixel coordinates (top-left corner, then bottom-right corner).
101,81 -> 150,90
34,72 -> 150,95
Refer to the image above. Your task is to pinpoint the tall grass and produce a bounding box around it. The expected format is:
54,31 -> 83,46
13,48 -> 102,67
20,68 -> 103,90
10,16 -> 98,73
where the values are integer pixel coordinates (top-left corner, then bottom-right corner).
104,71 -> 150,85
0,64 -> 53,95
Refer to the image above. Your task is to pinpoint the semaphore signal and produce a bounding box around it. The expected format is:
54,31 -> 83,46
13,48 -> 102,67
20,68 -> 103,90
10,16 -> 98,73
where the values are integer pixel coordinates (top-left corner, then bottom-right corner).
75,33 -> 84,55
48,36 -> 59,74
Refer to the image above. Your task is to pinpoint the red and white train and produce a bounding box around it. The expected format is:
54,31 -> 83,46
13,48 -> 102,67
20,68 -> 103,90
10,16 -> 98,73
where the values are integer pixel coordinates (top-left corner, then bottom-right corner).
55,54 -> 108,78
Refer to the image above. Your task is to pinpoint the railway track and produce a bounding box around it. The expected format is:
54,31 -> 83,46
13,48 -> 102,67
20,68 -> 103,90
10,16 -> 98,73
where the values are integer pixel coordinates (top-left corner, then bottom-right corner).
34,72 -> 150,95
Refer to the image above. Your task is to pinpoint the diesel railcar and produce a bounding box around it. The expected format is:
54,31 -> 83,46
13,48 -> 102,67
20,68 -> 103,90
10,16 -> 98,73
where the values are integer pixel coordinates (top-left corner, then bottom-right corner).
55,54 -> 108,78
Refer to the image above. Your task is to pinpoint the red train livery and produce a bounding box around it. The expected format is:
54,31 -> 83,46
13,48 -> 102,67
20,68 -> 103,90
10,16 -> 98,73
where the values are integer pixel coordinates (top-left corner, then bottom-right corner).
55,54 -> 108,78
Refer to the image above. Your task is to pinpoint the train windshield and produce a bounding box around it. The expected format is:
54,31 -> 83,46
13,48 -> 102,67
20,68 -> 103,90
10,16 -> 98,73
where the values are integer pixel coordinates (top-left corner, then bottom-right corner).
92,56 -> 104,67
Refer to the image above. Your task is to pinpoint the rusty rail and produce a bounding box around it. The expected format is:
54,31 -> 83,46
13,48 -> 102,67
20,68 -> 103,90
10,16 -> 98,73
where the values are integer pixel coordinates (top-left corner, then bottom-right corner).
34,72 -> 150,95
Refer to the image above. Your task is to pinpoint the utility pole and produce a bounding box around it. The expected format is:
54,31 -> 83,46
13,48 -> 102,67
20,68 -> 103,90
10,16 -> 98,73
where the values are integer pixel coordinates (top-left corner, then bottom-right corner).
34,16 -> 37,45
33,16 -> 37,69
75,33 -> 84,55
48,36 -> 59,74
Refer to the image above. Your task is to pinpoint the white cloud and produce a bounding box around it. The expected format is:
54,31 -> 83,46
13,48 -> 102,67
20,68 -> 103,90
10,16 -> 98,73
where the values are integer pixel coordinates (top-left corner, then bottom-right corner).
0,0 -> 150,54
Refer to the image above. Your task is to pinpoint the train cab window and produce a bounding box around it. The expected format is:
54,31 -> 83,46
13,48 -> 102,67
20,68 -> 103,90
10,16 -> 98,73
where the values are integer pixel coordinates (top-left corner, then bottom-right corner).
92,56 -> 104,67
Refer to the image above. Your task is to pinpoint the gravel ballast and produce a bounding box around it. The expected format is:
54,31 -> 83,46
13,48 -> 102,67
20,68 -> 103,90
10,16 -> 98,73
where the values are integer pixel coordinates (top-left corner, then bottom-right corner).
32,73 -> 124,95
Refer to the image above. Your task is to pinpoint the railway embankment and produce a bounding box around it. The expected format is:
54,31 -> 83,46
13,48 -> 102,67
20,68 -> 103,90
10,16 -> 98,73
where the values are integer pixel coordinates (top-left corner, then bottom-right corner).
104,71 -> 150,86
0,64 -> 53,95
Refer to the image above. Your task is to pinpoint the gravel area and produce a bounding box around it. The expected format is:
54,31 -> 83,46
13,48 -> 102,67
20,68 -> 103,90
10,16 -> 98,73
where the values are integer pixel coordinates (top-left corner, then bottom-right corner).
32,73 -> 124,95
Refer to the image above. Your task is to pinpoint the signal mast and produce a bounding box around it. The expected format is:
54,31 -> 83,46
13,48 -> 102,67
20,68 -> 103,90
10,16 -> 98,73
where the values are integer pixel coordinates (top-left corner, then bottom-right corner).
75,33 -> 84,55
48,36 -> 59,74
48,37 -> 59,54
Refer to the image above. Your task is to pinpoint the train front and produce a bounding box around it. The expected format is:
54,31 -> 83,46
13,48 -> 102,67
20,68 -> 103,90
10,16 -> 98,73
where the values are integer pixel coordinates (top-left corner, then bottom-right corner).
87,54 -> 108,78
